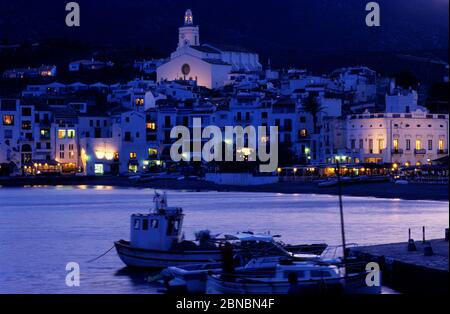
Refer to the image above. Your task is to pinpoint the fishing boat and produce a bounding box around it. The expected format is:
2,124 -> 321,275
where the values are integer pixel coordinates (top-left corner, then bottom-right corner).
206,259 -> 381,294
114,192 -> 221,269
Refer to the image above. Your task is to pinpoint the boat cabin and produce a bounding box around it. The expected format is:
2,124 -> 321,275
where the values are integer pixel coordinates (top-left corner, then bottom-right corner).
130,193 -> 184,251
274,262 -> 340,281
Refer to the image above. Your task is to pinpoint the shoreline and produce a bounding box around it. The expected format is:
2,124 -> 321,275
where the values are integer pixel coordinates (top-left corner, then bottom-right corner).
1,176 -> 448,201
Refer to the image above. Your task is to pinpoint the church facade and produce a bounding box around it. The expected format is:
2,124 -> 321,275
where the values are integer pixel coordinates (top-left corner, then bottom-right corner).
157,10 -> 262,89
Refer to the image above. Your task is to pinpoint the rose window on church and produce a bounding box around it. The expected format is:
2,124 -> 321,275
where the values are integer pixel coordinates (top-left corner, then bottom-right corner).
181,63 -> 191,76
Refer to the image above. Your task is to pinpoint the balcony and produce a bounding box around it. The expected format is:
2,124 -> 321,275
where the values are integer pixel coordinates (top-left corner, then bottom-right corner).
391,149 -> 404,155
437,149 -> 448,155
36,147 -> 52,152
414,149 -> 427,155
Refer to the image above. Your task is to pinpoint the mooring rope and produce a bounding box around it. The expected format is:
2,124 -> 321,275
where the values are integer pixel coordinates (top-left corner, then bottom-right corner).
86,245 -> 115,263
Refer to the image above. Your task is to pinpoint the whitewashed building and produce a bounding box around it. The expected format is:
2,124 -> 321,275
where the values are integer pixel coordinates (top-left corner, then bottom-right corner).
157,10 -> 262,89
346,110 -> 449,166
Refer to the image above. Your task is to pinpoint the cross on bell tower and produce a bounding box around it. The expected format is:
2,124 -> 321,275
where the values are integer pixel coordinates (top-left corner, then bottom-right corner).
178,9 -> 200,49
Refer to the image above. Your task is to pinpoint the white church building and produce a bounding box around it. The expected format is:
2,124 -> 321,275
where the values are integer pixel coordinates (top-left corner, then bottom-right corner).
157,10 -> 262,89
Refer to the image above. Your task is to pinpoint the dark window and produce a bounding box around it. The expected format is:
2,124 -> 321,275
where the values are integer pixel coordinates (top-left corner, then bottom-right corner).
36,142 -> 41,149
261,112 -> 268,119
94,128 -> 101,138
34,114 -> 40,123
124,132 -> 131,142
21,107 -> 31,116
85,131 -> 90,138
283,271 -> 305,279
125,117 -> 130,123
166,218 -> 180,236
142,219 -> 148,230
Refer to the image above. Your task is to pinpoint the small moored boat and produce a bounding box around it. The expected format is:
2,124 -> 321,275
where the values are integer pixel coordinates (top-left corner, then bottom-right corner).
114,192 -> 221,269
206,259 -> 381,294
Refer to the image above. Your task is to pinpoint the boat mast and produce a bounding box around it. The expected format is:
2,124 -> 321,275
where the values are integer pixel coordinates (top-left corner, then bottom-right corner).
336,161 -> 347,260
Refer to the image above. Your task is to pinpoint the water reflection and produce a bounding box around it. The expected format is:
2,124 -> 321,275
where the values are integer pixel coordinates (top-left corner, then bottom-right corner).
0,187 -> 447,293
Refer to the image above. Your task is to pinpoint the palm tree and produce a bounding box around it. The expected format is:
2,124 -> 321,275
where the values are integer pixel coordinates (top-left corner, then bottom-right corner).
301,95 -> 324,134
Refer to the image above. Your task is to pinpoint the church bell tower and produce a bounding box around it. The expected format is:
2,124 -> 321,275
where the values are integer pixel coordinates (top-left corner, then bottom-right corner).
178,9 -> 200,49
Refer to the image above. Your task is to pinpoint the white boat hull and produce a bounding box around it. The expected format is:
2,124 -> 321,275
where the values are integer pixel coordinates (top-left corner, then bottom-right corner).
206,273 -> 381,294
114,240 -> 221,269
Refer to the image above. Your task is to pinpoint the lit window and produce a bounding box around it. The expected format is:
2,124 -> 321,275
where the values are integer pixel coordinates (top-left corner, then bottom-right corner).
40,129 -> 50,138
299,129 -> 308,138
146,122 -> 156,130
415,139 -> 422,150
378,139 -> 385,152
129,152 -> 137,159
21,121 -> 31,130
148,148 -> 158,157
67,129 -> 76,139
135,98 -> 144,106
439,139 -> 444,150
58,129 -> 66,139
2,115 -> 14,126
393,139 -> 399,150
94,163 -> 104,175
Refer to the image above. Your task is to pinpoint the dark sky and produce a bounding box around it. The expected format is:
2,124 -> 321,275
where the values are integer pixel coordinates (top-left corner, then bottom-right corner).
0,0 -> 448,71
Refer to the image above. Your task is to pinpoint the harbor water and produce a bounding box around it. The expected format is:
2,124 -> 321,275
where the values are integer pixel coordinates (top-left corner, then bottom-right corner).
0,186 -> 448,294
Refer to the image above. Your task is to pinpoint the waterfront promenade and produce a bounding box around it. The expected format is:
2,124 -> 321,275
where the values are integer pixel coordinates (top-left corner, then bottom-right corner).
1,176 -> 448,201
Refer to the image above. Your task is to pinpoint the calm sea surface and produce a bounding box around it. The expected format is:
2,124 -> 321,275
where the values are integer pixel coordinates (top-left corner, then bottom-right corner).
0,186 -> 448,294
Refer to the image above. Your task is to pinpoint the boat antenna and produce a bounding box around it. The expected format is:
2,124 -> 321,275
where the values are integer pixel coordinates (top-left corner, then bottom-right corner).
336,160 -> 347,260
